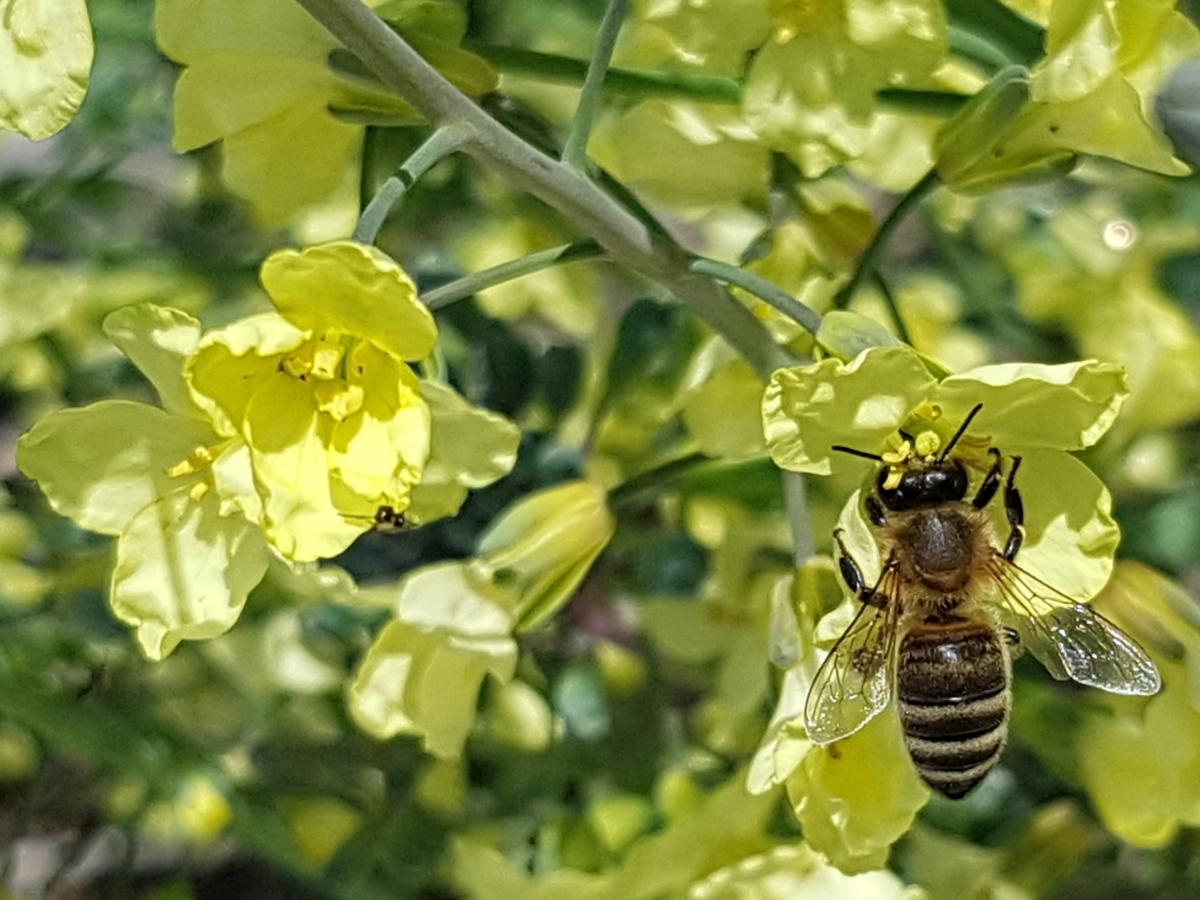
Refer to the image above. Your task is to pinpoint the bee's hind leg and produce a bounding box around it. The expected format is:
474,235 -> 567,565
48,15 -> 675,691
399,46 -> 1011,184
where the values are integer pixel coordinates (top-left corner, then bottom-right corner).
1002,456 -> 1025,561
833,529 -> 889,609
1002,626 -> 1024,658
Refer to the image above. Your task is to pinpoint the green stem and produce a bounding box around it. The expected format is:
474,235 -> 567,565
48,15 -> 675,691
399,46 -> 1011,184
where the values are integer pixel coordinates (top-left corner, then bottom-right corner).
945,0 -> 1044,67
948,23 -> 1012,73
872,271 -> 913,345
423,240 -> 605,310
877,88 -> 971,117
353,124 -> 469,244
781,472 -> 815,566
608,452 -> 712,505
690,256 -> 823,336
563,0 -> 628,171
467,42 -> 742,104
293,0 -> 791,380
834,168 -> 939,310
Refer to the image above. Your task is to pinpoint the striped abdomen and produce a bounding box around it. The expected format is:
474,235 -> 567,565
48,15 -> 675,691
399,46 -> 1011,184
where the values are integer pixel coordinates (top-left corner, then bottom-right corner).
897,621 -> 1010,799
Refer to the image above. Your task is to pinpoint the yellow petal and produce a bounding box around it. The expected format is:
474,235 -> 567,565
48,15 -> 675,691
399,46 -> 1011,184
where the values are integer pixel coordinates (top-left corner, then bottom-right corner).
0,0 -> 93,140
102,304 -> 203,419
17,401 -> 216,536
762,346 -> 938,475
185,312 -> 308,436
110,489 -> 270,660
261,242 -> 437,361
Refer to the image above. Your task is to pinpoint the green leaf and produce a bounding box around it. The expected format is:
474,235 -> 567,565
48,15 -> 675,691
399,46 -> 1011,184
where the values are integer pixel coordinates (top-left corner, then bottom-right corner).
762,347 -> 938,476
110,489 -> 270,660
17,401 -> 216,536
0,0 -> 93,140
103,304 -> 203,418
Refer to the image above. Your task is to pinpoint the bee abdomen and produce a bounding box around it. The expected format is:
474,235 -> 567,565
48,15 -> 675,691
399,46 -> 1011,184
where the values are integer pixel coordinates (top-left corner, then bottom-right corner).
897,625 -> 1010,799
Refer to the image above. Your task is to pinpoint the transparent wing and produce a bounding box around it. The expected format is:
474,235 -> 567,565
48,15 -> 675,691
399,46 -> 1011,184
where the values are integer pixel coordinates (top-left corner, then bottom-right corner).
804,566 -> 901,744
984,554 -> 1161,696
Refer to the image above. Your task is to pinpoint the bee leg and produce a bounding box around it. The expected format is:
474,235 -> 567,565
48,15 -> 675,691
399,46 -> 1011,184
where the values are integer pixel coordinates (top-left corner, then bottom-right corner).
865,495 -> 887,527
1002,455 -> 1025,562
1002,626 -> 1023,657
973,448 -> 1003,508
833,529 -> 888,609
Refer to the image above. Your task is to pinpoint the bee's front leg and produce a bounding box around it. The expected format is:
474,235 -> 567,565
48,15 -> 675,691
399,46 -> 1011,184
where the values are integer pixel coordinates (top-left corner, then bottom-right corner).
833,529 -> 889,609
973,448 -> 1003,508
1002,456 -> 1025,561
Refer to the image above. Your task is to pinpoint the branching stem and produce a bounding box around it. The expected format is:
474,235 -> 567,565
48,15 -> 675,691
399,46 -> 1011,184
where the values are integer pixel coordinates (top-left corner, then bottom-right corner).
834,169 -> 939,310
690,256 -> 823,336
423,240 -> 605,310
293,0 -> 791,379
563,0 -> 628,171
353,124 -> 469,244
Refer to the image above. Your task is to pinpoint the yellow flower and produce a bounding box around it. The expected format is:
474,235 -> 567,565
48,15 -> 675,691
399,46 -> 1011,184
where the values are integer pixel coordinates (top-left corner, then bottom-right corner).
186,241 -> 436,562
156,0 -> 496,222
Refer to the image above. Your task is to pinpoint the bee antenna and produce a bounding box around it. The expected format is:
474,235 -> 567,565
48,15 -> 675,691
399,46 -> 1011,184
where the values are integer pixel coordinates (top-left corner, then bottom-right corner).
831,444 -> 885,463
939,402 -> 984,461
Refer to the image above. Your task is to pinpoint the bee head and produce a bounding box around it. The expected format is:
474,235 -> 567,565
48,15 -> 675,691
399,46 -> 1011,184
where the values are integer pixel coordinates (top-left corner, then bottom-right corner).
874,456 -> 969,510
831,402 -> 984,513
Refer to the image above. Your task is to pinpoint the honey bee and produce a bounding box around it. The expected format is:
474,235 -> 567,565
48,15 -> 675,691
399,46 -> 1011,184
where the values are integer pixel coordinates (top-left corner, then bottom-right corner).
807,403 -> 1161,799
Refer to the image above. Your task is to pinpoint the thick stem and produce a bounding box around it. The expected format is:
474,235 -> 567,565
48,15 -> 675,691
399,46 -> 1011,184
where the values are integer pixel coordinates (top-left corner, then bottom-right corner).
293,0 -> 791,379
690,256 -> 823,336
563,0 -> 628,171
353,124 -> 468,243
833,168 -> 938,310
423,240 -> 605,310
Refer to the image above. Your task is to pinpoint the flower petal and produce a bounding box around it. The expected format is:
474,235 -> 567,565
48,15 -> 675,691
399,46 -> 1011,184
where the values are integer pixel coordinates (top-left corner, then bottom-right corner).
785,711 -> 929,873
110,489 -> 270,660
763,347 -> 938,475
103,304 -> 203,419
998,449 -> 1120,604
243,372 -> 361,561
329,342 -> 430,504
17,401 -> 216,536
934,359 -> 1127,450
349,567 -> 517,756
0,0 -> 93,140
404,380 -> 519,524
261,242 -> 437,361
185,312 -> 308,436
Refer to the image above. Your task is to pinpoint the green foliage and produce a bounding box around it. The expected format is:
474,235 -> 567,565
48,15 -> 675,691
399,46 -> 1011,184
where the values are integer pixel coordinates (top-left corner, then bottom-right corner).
3,0 -> 1200,896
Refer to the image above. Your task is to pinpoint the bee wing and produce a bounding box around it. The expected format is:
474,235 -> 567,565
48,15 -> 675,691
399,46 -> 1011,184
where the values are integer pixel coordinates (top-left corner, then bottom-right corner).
804,568 -> 900,744
984,555 -> 1161,696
